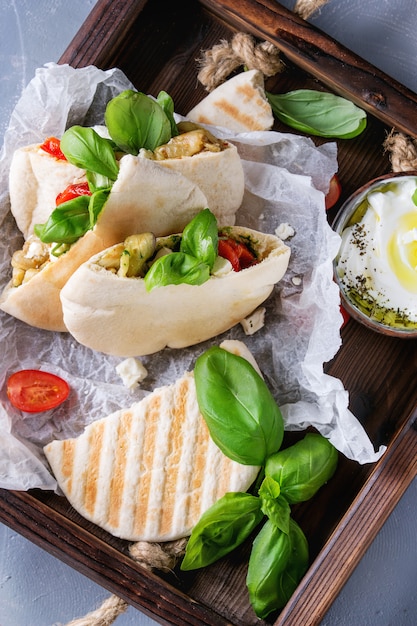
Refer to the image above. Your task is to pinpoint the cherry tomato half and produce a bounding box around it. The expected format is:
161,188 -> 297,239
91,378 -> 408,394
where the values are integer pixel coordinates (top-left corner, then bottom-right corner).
218,237 -> 258,271
6,370 -> 70,413
56,182 -> 91,206
39,136 -> 67,161
325,174 -> 342,210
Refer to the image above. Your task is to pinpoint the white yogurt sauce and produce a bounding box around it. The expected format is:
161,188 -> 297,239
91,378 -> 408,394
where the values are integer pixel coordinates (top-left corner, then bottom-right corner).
336,177 -> 417,325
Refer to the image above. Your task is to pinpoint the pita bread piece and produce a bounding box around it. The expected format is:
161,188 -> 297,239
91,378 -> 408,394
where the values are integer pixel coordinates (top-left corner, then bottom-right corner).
43,342 -> 260,542
187,69 -> 274,133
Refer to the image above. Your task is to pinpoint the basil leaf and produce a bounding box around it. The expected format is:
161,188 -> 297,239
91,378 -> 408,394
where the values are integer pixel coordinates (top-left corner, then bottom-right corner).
247,518 -> 291,618
88,188 -> 111,228
275,519 -> 309,609
265,433 -> 338,504
180,209 -> 218,269
156,90 -> 179,137
194,346 -> 284,466
60,126 -> 119,180
267,89 -> 367,138
86,170 -> 112,192
247,518 -> 309,618
144,252 -> 210,291
181,493 -> 263,570
34,195 -> 91,244
259,477 -> 290,534
105,89 -> 172,154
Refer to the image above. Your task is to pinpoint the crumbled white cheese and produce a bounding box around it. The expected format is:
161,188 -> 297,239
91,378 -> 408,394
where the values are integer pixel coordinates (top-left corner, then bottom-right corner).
240,307 -> 266,335
26,240 -> 45,258
211,256 -> 233,277
292,276 -> 302,286
116,357 -> 148,389
275,222 -> 295,240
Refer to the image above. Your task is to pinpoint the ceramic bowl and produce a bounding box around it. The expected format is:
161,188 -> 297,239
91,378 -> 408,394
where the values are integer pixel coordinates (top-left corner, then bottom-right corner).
333,172 -> 417,338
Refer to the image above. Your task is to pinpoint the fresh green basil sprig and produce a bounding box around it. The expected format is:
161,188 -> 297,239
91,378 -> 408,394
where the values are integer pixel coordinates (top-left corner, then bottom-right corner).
181,347 -> 339,619
193,345 -> 284,465
266,89 -> 367,139
35,89 -> 180,248
144,208 -> 218,291
104,89 -> 176,154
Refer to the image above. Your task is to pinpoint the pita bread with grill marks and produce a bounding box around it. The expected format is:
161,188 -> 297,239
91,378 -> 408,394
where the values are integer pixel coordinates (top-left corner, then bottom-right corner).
60,226 -> 291,356
43,341 -> 261,542
187,70 -> 274,133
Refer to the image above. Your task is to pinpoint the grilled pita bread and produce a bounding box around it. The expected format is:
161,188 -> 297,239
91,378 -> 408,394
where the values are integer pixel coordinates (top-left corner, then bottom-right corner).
187,69 -> 274,133
43,341 -> 261,542
60,226 -> 291,356
0,160 -> 208,331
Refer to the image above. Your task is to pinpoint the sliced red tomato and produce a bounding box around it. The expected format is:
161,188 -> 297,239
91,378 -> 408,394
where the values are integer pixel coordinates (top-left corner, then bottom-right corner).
39,136 -> 67,161
218,237 -> 258,271
325,174 -> 342,210
56,182 -> 92,206
6,370 -> 70,413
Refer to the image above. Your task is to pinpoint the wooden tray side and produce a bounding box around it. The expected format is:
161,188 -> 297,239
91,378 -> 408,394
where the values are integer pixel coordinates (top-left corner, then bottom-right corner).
199,0 -> 417,137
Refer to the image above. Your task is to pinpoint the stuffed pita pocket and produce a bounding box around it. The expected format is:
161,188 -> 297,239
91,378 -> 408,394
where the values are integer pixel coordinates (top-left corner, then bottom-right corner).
60,209 -> 291,356
0,160 -> 208,332
2,89 -> 244,331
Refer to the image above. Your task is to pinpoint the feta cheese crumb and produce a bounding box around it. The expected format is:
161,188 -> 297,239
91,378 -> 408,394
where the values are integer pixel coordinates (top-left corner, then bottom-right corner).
211,255 -> 233,277
275,222 -> 295,240
240,307 -> 266,335
116,357 -> 148,390
292,275 -> 302,286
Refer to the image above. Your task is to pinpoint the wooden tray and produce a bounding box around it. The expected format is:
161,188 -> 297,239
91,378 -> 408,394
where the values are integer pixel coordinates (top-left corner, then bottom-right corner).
1,1 -> 417,624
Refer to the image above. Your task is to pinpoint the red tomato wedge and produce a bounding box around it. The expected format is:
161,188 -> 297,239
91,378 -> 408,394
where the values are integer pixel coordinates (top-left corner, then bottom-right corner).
39,136 -> 67,161
6,370 -> 70,413
56,182 -> 91,206
218,237 -> 258,271
325,174 -> 342,210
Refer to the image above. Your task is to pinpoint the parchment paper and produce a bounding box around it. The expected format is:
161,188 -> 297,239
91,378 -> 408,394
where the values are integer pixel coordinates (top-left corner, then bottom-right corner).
0,63 -> 385,492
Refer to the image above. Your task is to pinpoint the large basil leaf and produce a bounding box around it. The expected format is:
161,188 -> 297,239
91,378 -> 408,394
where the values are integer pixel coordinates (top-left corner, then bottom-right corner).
267,89 -> 367,138
180,208 -> 218,269
34,195 -> 91,244
194,347 -> 284,466
274,519 -> 309,611
265,433 -> 338,504
246,518 -> 292,618
144,252 -> 210,291
181,492 -> 263,570
60,126 -> 119,180
105,89 -> 172,154
247,517 -> 308,619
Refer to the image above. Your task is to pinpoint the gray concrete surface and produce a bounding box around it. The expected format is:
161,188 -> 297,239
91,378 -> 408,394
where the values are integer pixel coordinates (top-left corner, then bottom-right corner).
1,1 -> 417,625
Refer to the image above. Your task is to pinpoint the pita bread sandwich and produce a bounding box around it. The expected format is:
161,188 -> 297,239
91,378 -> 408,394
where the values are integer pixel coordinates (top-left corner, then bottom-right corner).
8,138 -> 87,239
1,89 -> 245,332
60,209 -> 291,356
187,69 -> 274,133
0,160 -> 208,332
43,340 -> 261,542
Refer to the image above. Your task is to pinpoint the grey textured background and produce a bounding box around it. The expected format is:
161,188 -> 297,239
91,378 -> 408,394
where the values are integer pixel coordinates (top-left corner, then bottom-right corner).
1,1 -> 417,624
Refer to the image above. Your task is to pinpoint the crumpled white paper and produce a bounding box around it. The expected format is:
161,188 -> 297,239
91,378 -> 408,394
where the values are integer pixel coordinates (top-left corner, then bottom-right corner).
0,63 -> 385,492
